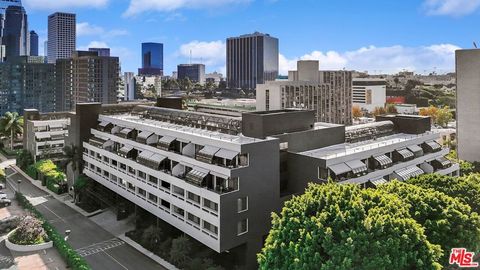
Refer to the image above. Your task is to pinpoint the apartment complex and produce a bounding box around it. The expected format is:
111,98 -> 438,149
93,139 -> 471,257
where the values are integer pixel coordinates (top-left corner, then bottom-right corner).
0,56 -> 56,114
257,60 -> 352,125
70,101 -> 457,269
226,32 -> 279,90
56,50 -> 120,111
352,78 -> 386,112
47,12 -> 75,64
456,49 -> 480,162
23,109 -> 70,162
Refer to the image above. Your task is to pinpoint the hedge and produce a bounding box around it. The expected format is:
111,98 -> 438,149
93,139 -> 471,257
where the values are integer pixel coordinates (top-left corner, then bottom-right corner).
29,160 -> 67,194
15,192 -> 91,270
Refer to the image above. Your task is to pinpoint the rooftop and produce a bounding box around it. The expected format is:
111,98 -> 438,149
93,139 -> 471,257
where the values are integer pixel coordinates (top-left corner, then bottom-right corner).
299,131 -> 439,160
102,113 -> 264,145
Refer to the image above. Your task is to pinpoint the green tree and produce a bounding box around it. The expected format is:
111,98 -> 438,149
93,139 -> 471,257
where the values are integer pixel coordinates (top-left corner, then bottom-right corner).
0,112 -> 23,150
141,225 -> 164,251
435,106 -> 453,127
408,174 -> 480,214
378,181 -> 480,262
170,235 -> 192,268
62,144 -> 81,173
16,149 -> 33,170
258,183 -> 442,270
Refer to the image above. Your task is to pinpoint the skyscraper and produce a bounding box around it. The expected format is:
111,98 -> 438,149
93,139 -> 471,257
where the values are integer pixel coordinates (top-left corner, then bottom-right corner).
56,51 -> 119,111
124,72 -> 136,101
29,30 -> 37,56
47,12 -> 75,64
138,42 -> 163,76
89,47 -> 110,57
0,56 -> 56,114
226,32 -> 279,90
3,5 -> 28,59
0,0 -> 21,14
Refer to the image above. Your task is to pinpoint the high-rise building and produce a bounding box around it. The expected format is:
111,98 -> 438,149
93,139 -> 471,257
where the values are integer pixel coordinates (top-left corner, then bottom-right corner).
226,32 -> 278,90
138,42 -> 163,76
56,51 -> 120,111
47,12 -> 75,64
0,56 -> 56,114
0,0 -> 22,42
89,47 -> 110,57
257,60 -> 353,125
177,64 -> 205,84
124,72 -> 136,101
3,5 -> 28,59
29,30 -> 37,56
456,49 -> 480,162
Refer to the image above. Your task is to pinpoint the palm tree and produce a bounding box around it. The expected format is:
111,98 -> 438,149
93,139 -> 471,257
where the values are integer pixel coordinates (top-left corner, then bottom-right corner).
0,112 -> 23,150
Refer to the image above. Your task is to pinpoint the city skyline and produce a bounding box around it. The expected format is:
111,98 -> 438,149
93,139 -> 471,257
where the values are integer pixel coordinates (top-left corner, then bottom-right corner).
22,0 -> 479,75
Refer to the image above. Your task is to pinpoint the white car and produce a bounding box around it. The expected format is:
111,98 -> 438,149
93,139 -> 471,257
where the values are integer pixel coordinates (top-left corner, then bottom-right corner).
0,183 -> 5,190
0,193 -> 7,199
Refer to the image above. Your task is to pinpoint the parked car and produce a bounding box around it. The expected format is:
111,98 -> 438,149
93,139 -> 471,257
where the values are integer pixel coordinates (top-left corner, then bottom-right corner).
0,183 -> 5,190
0,198 -> 11,207
0,193 -> 7,200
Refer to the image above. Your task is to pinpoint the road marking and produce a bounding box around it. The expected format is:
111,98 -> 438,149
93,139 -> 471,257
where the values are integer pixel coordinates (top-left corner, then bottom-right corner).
103,250 -> 129,270
76,238 -> 125,257
41,204 -> 66,223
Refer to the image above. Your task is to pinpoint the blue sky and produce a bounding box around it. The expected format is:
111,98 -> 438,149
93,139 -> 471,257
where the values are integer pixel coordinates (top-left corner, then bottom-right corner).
24,0 -> 480,75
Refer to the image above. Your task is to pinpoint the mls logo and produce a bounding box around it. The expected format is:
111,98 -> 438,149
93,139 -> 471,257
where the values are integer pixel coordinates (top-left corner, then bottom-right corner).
449,248 -> 479,268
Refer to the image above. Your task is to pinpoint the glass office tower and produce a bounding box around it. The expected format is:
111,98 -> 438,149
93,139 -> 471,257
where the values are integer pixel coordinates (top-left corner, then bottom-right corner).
138,42 -> 163,76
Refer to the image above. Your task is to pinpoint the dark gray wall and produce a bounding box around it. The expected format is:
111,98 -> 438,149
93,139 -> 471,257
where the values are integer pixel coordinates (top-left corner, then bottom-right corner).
275,125 -> 345,153
287,153 -> 324,195
242,110 -> 315,139
376,115 -> 431,134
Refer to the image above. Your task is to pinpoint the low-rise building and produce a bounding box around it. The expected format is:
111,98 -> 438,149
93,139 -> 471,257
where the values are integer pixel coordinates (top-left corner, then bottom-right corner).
352,78 -> 386,112
23,109 -> 70,162
71,102 -> 457,269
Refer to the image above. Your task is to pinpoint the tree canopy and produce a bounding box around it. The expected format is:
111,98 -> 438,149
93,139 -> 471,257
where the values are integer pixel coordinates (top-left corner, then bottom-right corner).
258,183 -> 442,270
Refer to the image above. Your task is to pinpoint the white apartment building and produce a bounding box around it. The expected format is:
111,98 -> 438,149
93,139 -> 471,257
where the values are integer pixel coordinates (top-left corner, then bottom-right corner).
23,109 -> 70,162
256,60 -> 352,125
352,78 -> 386,112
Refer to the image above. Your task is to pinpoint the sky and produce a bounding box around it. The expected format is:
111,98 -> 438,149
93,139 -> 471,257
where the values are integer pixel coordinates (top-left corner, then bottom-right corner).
23,0 -> 480,75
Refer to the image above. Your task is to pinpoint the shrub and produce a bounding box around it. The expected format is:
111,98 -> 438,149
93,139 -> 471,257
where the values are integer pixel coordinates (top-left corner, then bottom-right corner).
170,235 -> 192,268
8,215 -> 48,245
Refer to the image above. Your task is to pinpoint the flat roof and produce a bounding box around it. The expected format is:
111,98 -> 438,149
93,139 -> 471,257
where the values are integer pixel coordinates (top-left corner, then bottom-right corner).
299,131 -> 439,160
102,114 -> 266,145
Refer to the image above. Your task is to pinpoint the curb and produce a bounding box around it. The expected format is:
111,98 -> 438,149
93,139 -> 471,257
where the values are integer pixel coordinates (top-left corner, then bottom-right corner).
118,234 -> 179,270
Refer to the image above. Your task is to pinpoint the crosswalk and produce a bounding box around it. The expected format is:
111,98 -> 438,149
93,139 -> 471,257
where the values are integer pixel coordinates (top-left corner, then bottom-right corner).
75,238 -> 126,257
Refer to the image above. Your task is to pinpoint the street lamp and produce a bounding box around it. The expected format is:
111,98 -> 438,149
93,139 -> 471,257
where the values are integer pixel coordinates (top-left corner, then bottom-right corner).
17,179 -> 21,194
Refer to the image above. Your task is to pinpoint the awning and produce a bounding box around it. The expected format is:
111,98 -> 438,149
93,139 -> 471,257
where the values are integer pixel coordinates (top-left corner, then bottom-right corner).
185,167 -> 209,186
407,145 -> 423,156
137,131 -> 153,139
149,154 -> 166,165
138,150 -> 154,160
49,122 -> 64,129
199,145 -> 220,156
36,133 -> 51,140
103,139 -> 113,148
118,145 -> 134,156
215,149 -> 239,160
394,166 -> 424,181
329,163 -> 351,176
424,141 -> 442,152
98,121 -> 110,127
346,160 -> 368,175
370,178 -> 388,187
373,154 -> 392,167
176,137 -> 190,143
120,128 -> 133,135
157,136 -> 176,150
435,156 -> 452,167
396,148 -> 414,160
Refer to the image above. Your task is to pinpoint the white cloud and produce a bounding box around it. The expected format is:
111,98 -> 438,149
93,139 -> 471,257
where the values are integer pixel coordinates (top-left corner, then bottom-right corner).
124,0 -> 252,17
77,22 -> 128,38
278,44 -> 460,75
23,0 -> 108,10
423,0 -> 480,16
178,40 -> 226,66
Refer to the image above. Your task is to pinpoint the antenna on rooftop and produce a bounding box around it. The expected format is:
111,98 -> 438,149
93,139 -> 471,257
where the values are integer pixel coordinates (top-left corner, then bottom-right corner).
474,42 -> 478,49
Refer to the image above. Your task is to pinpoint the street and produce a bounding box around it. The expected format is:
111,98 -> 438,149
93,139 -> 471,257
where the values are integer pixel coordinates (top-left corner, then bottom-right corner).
5,166 -> 166,270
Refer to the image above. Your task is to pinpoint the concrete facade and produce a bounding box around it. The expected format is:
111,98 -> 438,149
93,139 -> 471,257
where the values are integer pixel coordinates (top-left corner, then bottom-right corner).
352,78 -> 386,112
456,49 -> 480,162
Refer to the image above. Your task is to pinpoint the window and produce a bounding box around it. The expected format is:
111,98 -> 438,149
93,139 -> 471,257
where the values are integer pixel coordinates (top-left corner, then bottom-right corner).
203,198 -> 218,212
265,89 -> 270,111
203,221 -> 218,235
161,180 -> 170,190
148,193 -> 158,203
128,167 -> 136,175
138,171 -> 146,179
187,212 -> 200,225
173,205 -> 184,217
172,186 -> 184,197
160,199 -> 170,210
120,163 -> 126,171
127,182 -> 135,191
103,171 -> 110,178
103,156 -> 109,163
237,197 -> 248,212
238,153 -> 249,167
111,160 -> 117,166
149,176 -> 158,185
237,219 -> 248,235
137,188 -> 146,197
187,192 -> 200,204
